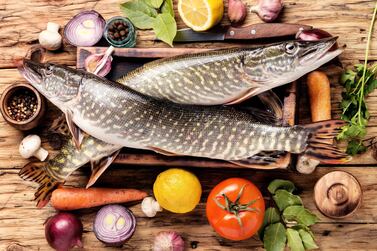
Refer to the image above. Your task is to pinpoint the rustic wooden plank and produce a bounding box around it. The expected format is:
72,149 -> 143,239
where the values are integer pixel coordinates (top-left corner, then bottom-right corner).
0,0 -> 376,68
1,166 -> 377,250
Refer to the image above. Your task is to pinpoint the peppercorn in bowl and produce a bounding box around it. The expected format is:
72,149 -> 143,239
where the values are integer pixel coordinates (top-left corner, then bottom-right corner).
0,83 -> 46,130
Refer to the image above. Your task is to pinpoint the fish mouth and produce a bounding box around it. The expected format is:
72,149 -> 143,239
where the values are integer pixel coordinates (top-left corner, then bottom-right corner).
298,37 -> 344,66
18,59 -> 44,86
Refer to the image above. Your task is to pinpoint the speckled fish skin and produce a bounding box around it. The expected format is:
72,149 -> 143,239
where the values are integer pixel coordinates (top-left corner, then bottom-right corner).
118,37 -> 343,105
46,136 -> 120,182
21,60 -> 320,161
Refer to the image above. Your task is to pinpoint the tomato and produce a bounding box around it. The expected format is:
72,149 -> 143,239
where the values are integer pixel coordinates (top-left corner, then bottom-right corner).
206,178 -> 265,241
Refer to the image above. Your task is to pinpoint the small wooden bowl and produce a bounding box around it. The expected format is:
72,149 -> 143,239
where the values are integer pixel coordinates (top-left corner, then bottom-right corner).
0,83 -> 46,131
314,171 -> 362,219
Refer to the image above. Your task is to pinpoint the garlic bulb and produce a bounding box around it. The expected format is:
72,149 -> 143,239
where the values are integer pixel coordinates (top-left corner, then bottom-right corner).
39,22 -> 62,51
141,197 -> 162,217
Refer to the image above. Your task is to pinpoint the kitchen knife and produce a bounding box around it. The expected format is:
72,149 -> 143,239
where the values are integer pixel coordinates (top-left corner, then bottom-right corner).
174,23 -> 313,42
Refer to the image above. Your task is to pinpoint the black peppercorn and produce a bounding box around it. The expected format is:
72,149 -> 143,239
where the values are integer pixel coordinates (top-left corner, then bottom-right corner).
7,90 -> 38,121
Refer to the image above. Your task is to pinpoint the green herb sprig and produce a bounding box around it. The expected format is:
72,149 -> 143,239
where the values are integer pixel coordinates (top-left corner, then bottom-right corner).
120,0 -> 176,46
260,179 -> 319,251
337,3 -> 377,155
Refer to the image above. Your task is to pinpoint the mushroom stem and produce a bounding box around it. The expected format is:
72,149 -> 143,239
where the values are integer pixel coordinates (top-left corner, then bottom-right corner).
34,147 -> 49,161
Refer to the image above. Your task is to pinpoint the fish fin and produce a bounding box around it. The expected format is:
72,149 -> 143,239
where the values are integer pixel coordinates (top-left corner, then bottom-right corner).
49,114 -> 70,136
148,146 -> 181,156
19,162 -> 61,208
229,151 -> 287,167
239,106 -> 279,125
303,120 -> 352,164
225,88 -> 261,105
65,110 -> 84,149
257,90 -> 284,121
87,150 -> 121,188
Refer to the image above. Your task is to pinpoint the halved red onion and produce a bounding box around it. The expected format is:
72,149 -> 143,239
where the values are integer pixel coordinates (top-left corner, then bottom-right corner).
64,10 -> 105,47
94,204 -> 136,246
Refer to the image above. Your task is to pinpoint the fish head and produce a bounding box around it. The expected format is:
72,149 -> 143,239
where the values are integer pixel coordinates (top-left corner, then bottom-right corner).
243,37 -> 343,87
19,59 -> 83,106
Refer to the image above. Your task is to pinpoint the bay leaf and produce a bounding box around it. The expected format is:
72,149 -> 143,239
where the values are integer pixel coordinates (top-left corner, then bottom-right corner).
259,207 -> 281,240
161,0 -> 174,17
268,179 -> 296,194
263,223 -> 286,251
283,205 -> 318,226
286,228 -> 305,251
298,229 -> 319,250
152,13 -> 177,47
120,0 -> 157,29
145,0 -> 163,9
273,189 -> 302,211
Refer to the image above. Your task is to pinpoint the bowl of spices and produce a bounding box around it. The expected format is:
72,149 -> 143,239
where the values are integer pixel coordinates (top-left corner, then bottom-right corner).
104,16 -> 136,48
0,83 -> 46,130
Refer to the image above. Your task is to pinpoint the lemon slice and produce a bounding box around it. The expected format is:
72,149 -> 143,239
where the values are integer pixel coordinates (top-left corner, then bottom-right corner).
178,0 -> 224,31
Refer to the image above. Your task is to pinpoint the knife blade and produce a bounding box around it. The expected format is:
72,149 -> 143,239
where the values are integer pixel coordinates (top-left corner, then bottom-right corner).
173,23 -> 313,42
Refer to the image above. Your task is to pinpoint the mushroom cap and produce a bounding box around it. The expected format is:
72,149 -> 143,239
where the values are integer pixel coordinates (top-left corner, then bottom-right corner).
19,134 -> 42,158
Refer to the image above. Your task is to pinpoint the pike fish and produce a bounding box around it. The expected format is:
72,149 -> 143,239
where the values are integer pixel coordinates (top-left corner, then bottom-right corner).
118,37 -> 342,105
19,57 -> 349,162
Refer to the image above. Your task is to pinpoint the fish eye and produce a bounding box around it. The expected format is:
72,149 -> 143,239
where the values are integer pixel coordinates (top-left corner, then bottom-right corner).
45,64 -> 53,75
285,43 -> 297,54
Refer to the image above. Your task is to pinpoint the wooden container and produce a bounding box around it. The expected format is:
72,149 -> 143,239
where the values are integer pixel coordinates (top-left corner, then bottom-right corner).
0,83 -> 46,131
77,47 -> 297,170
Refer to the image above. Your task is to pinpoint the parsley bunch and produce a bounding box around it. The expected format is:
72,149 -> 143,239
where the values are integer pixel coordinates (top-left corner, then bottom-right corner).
337,3 -> 377,155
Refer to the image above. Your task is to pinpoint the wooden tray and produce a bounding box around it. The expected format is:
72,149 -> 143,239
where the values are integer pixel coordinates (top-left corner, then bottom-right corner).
77,47 -> 297,169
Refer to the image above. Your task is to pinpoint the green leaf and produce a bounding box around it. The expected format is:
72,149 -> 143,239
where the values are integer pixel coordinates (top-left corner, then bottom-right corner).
268,179 -> 296,194
298,229 -> 319,250
145,0 -> 163,8
286,229 -> 305,251
273,190 -> 303,211
365,79 -> 377,95
152,13 -> 177,47
161,0 -> 174,16
263,223 -> 287,251
283,206 -> 318,226
258,207 -> 281,240
346,139 -> 367,155
120,0 -> 157,29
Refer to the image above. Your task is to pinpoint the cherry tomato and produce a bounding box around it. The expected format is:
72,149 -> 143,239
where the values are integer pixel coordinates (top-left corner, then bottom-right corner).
206,178 -> 265,241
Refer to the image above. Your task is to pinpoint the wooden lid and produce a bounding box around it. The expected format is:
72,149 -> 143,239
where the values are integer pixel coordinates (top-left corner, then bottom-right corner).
314,171 -> 362,219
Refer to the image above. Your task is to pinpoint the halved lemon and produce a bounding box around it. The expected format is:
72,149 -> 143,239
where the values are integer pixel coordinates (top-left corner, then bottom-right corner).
178,0 -> 224,31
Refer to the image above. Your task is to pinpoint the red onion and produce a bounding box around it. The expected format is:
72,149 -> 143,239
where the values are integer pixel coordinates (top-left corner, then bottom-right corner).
153,231 -> 185,251
85,46 -> 114,77
45,212 -> 83,251
296,28 -> 338,51
94,204 -> 136,246
64,10 -> 105,47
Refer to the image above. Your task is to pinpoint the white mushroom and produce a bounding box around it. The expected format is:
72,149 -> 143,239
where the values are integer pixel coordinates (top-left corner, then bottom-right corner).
141,197 -> 162,217
19,135 -> 48,161
38,22 -> 62,51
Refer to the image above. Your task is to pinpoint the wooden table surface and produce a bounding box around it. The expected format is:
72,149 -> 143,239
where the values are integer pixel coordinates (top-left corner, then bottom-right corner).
1,0 -> 377,250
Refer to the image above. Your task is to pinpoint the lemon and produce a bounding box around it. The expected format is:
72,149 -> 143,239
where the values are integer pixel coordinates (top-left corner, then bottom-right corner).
178,0 -> 224,31
153,168 -> 202,213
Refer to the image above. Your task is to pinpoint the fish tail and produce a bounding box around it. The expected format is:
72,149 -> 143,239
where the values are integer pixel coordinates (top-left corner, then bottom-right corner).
19,162 -> 62,208
303,120 -> 351,164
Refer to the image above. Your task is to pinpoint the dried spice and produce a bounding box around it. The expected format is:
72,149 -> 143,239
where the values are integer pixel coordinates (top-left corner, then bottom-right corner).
107,20 -> 130,41
7,90 -> 37,121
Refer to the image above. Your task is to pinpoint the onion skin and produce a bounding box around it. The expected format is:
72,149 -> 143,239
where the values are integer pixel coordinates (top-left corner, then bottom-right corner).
153,231 -> 185,251
64,10 -> 105,47
45,213 -> 83,251
93,204 -> 136,246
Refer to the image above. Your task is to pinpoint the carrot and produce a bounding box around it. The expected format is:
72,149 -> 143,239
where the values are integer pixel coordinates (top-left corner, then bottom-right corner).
307,71 -> 332,121
297,71 -> 332,174
50,187 -> 148,210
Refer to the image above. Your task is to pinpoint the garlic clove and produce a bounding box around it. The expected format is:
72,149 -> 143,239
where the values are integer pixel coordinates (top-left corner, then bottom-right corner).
141,197 -> 162,217
227,0 -> 247,25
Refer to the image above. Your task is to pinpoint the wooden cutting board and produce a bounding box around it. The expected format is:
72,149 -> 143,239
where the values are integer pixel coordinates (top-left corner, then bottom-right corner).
77,47 -> 297,169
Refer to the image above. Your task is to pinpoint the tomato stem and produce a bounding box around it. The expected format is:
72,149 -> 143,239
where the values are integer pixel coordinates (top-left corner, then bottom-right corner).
213,184 -> 260,227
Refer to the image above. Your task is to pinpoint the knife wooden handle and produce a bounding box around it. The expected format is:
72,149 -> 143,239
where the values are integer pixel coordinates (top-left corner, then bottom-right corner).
224,23 -> 312,40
